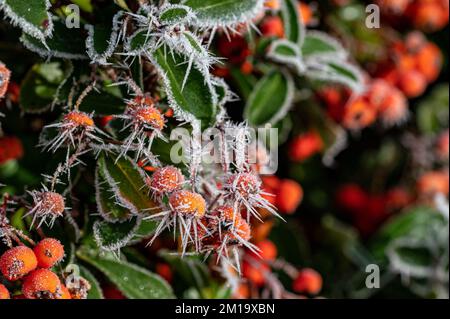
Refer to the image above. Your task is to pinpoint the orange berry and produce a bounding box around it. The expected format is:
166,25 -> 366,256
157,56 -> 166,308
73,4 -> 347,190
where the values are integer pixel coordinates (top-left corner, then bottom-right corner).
385,187 -> 412,211
260,16 -> 284,38
233,218 -> 252,242
240,60 -> 254,75
0,284 -> 10,299
417,171 -> 449,196
255,240 -> 277,261
59,284 -> 72,299
150,166 -> 185,194
242,261 -> 268,287
233,283 -> 250,299
276,179 -> 303,214
436,130 -> 449,160
0,63 -> 11,99
22,269 -> 62,299
226,173 -> 261,199
264,0 -> 280,10
416,43 -> 442,82
64,111 -> 94,127
33,238 -> 65,269
0,136 -> 24,165
378,87 -> 409,126
289,131 -> 324,162
292,268 -> 323,295
398,70 -> 427,98
298,2 -> 313,25
261,175 -> 281,190
134,106 -> 165,130
0,246 -> 38,281
39,192 -> 66,216
410,1 -> 449,32
169,190 -> 206,218
343,98 -> 377,130
251,219 -> 274,243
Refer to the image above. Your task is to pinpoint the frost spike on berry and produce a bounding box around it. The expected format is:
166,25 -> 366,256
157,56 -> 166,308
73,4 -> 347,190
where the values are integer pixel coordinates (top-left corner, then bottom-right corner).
0,246 -> 38,281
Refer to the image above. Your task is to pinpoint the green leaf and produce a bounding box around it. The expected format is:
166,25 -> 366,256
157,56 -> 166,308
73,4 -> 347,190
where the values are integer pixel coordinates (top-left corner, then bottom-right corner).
151,47 -> 217,128
302,31 -> 347,59
19,62 -> 71,113
280,0 -> 304,45
95,166 -> 131,222
20,20 -> 87,59
416,84 -> 449,135
184,0 -> 264,27
93,217 -> 141,251
79,265 -> 104,299
159,4 -> 193,25
85,12 -> 123,65
125,29 -> 154,54
0,0 -> 53,42
78,248 -> 175,299
98,155 -> 157,215
306,58 -> 365,93
244,70 -> 294,127
267,39 -> 305,74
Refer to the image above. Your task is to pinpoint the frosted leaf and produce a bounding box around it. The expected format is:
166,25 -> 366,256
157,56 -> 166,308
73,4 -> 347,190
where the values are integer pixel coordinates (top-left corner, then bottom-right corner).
182,0 -> 265,29
0,0 -> 53,43
85,11 -> 124,65
267,39 -> 306,74
159,4 -> 196,26
302,31 -> 348,60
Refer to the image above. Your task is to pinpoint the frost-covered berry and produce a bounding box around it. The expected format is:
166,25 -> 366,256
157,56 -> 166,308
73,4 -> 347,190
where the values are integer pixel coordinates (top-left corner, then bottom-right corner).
64,111 -> 95,128
169,190 -> 206,218
225,173 -> 261,199
0,62 -> 11,99
0,246 -> 38,281
150,166 -> 185,194
22,269 -> 62,299
33,238 -> 65,268
26,190 -> 66,228
0,284 -> 10,299
127,97 -> 165,131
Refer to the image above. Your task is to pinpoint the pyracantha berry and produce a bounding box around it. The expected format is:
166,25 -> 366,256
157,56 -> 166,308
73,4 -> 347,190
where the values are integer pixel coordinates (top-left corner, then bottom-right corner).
252,240 -> 277,262
0,136 -> 24,165
150,166 -> 185,195
0,283 -> 10,299
275,179 -> 304,214
417,171 -> 449,196
59,284 -> 72,299
343,98 -> 377,130
22,269 -> 62,299
0,246 -> 38,281
42,110 -> 106,153
33,238 -> 65,268
0,62 -> 11,99
147,190 -> 208,254
289,131 -> 324,162
117,95 -> 165,159
292,268 -> 323,295
25,189 -> 66,228
242,260 -> 269,287
224,172 -> 280,220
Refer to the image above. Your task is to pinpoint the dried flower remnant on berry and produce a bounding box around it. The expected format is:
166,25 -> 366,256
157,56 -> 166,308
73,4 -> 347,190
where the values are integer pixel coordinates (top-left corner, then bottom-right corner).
0,246 -> 38,281
67,276 -> 91,299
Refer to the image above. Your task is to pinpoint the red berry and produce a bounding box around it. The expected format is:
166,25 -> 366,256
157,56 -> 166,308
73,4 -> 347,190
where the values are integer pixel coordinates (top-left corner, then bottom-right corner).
276,179 -> 304,214
0,283 -> 10,299
292,268 -> 323,295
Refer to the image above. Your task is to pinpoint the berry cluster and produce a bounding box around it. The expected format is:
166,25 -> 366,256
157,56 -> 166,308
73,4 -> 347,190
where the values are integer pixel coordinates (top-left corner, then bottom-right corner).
0,239 -> 89,299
